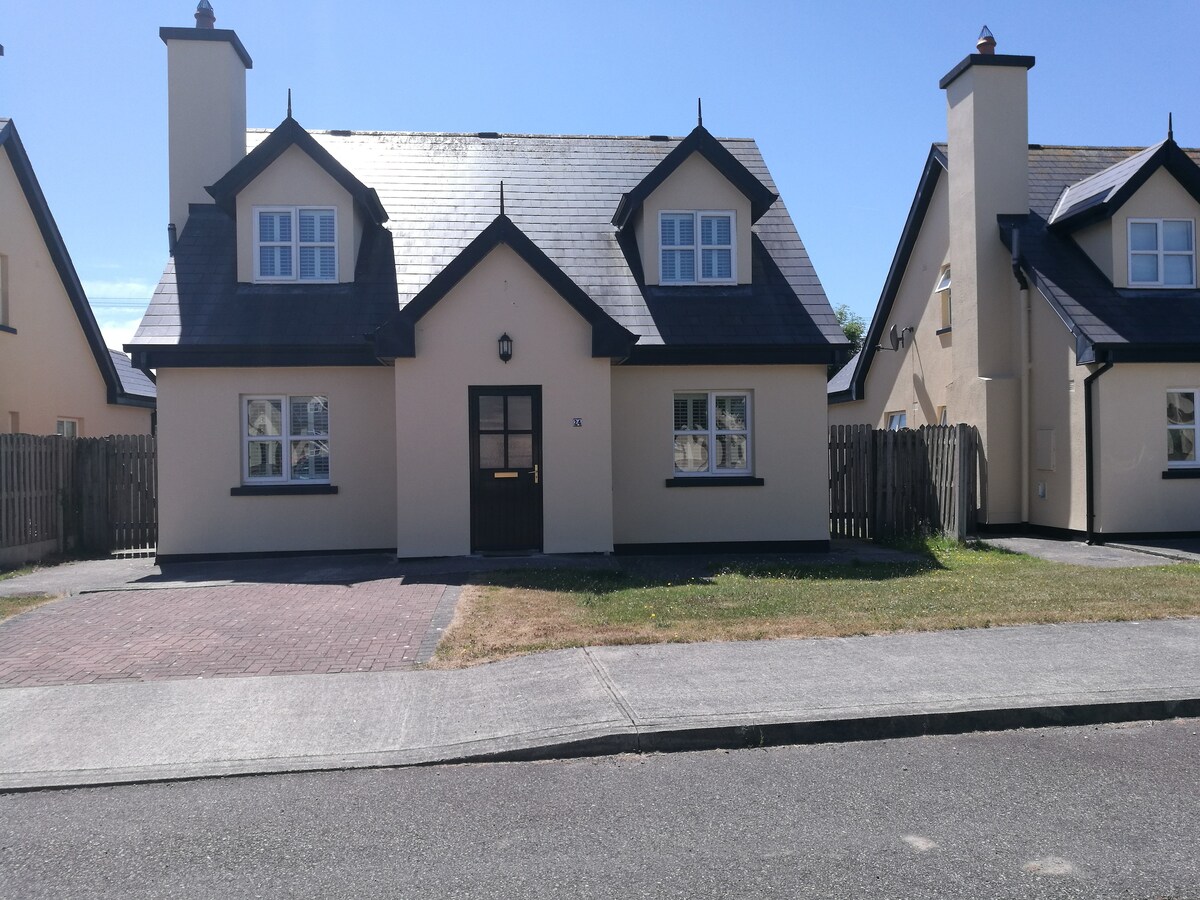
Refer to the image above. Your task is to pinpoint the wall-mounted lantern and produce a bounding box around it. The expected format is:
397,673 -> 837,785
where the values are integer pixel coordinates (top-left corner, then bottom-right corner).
498,332 -> 513,363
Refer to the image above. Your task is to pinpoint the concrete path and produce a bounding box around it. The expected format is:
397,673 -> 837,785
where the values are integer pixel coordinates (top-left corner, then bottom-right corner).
1,619 -> 1196,791
980,535 -> 1199,567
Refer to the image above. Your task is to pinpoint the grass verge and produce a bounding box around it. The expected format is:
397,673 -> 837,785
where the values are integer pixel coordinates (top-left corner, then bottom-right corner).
0,593 -> 57,623
432,539 -> 1200,667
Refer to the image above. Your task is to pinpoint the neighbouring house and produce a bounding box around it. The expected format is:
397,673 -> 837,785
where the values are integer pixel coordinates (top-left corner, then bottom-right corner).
829,27 -> 1200,541
0,119 -> 156,437
129,4 -> 847,561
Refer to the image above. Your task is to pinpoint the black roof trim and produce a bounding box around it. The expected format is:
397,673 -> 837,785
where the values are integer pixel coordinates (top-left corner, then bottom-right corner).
829,146 -> 948,404
207,116 -> 388,223
372,214 -> 638,359
129,344 -> 386,370
622,345 -> 842,366
0,120 -> 156,407
938,53 -> 1035,90
1047,139 -> 1200,234
159,26 -> 253,69
611,125 -> 778,229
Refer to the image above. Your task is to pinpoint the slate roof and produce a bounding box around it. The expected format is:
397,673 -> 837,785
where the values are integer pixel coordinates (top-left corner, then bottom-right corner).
109,349 -> 157,399
0,119 -> 155,408
132,126 -> 846,367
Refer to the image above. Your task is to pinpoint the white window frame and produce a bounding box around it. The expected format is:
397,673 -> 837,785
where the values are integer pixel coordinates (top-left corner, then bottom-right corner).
886,411 -> 907,431
935,265 -> 952,329
241,394 -> 331,484
1166,388 -> 1199,468
56,418 -> 80,438
1128,218 -> 1195,288
0,253 -> 9,328
253,206 -> 338,283
672,391 -> 752,477
659,210 -> 736,286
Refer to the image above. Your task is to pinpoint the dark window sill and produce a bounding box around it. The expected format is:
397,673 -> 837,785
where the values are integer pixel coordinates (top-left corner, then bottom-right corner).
1162,469 -> 1200,479
665,476 -> 765,488
0,325 -> 16,335
230,483 -> 339,496
935,326 -> 952,336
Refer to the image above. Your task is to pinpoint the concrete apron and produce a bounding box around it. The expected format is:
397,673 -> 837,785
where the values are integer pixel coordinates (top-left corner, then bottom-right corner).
1,619 -> 1197,791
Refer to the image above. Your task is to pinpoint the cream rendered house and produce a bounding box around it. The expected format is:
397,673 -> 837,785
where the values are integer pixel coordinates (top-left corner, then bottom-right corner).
130,5 -> 847,561
830,28 -> 1200,541
0,119 -> 156,436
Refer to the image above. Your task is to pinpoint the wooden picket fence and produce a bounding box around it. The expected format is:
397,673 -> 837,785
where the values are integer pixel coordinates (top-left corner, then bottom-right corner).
829,424 -> 979,540
0,433 -> 157,563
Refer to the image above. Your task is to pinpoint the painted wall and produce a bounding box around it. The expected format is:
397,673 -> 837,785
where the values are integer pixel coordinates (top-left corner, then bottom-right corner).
0,151 -> 152,436
155,367 -> 396,556
1108,168 -> 1200,288
164,34 -> 247,234
633,152 -> 753,286
392,243 -> 614,557
234,145 -> 361,284
1095,363 -> 1200,534
1072,220 -> 1114,283
612,364 -> 828,546
830,174 -> 954,429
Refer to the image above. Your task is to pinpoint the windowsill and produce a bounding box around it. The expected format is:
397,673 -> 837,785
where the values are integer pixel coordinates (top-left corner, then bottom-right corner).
658,281 -> 738,288
935,326 -> 952,336
230,483 -> 339,496
0,325 -> 16,335
665,476 -> 765,488
1162,469 -> 1200,479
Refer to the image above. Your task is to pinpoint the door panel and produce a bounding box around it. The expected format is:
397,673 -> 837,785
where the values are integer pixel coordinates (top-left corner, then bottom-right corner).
470,386 -> 543,552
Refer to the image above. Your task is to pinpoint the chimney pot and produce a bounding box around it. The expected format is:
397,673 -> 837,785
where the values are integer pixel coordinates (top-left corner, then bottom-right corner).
976,25 -> 996,55
195,0 -> 215,29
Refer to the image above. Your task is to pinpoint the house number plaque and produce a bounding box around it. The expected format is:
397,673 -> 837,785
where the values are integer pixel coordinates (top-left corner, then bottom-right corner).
572,418 -> 583,427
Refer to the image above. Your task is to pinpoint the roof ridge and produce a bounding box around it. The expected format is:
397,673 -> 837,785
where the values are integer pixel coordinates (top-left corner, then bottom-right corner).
245,128 -> 759,142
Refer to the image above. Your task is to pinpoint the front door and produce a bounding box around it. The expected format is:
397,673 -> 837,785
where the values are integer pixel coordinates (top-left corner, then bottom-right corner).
469,386 -> 543,553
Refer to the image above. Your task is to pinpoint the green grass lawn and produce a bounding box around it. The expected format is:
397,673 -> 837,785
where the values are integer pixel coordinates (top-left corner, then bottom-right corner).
433,540 -> 1200,666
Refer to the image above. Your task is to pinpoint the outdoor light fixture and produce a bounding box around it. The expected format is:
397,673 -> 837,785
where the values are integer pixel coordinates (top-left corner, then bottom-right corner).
498,333 -> 513,363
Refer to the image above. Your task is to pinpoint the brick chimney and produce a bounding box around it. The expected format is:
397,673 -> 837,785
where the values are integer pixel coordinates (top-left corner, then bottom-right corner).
160,2 -> 252,235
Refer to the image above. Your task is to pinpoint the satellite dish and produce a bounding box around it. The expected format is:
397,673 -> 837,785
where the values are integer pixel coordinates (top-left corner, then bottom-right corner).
888,324 -> 902,351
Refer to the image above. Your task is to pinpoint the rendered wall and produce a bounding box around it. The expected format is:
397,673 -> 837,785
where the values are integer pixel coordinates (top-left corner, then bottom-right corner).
234,145 -> 360,283
634,152 -> 754,286
155,367 -> 396,556
392,244 -> 614,557
0,151 -> 152,437
1095,363 -> 1200,534
612,365 -> 828,546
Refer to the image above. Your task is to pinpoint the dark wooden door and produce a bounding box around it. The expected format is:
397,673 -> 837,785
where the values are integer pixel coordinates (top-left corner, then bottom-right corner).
469,386 -> 543,553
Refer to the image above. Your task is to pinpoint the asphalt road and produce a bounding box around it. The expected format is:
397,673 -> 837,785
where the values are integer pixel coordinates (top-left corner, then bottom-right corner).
2,719 -> 1197,899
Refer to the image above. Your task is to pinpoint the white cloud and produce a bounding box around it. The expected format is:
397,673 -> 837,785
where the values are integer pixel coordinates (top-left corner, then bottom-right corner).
81,279 -> 156,299
94,311 -> 146,352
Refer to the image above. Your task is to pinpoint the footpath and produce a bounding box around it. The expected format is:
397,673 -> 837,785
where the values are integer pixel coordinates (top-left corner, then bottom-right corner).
1,617 -> 1197,791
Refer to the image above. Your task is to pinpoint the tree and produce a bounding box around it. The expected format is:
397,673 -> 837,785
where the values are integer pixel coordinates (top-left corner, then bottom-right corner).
834,304 -> 866,356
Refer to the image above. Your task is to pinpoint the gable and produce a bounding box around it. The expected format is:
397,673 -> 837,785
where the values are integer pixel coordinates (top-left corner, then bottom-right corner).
234,144 -> 361,284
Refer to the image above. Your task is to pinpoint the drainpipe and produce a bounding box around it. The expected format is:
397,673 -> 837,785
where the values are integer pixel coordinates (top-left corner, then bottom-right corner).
1084,359 -> 1113,545
1012,231 -> 1031,525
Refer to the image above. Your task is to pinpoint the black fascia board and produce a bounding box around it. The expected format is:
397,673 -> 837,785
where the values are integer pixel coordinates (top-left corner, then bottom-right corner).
0,120 -> 153,408
206,117 -> 388,223
1048,140 -> 1200,234
611,125 -> 778,229
373,214 -> 638,360
159,26 -> 253,68
938,53 -> 1036,90
831,146 -> 947,405
622,345 -> 843,366
1089,343 -> 1200,364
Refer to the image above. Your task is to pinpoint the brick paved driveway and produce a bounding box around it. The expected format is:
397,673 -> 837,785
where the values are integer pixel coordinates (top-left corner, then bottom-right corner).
0,576 -> 459,689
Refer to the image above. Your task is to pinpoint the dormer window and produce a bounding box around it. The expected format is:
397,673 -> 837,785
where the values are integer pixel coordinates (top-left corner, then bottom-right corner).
1129,219 -> 1194,288
254,207 -> 337,282
660,211 -> 735,285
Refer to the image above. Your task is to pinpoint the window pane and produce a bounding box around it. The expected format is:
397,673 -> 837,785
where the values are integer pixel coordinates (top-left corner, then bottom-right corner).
259,212 -> 277,243
716,395 -> 747,431
299,211 -> 316,244
702,248 -> 731,279
715,434 -> 747,470
247,399 -> 282,437
1164,254 -> 1194,286
318,213 -> 335,243
673,435 -> 709,472
478,396 -> 504,431
290,396 -> 328,436
508,434 -> 533,468
701,215 -> 731,246
661,250 -> 677,282
1168,429 -> 1195,462
1163,220 -> 1193,252
299,246 -> 316,280
1130,222 -> 1158,252
508,395 -> 532,431
291,439 -> 330,480
935,267 -> 952,292
677,249 -> 694,280
663,249 -> 694,282
478,434 -> 505,468
1167,391 -> 1195,425
660,216 -> 677,247
319,246 -> 336,279
674,394 -> 707,431
677,215 -> 694,246
259,246 -> 277,277
1130,254 -> 1158,283
248,440 -> 283,477
278,247 -> 293,277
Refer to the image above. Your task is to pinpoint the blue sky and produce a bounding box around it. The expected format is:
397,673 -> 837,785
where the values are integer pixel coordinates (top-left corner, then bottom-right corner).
2,0 -> 1198,349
